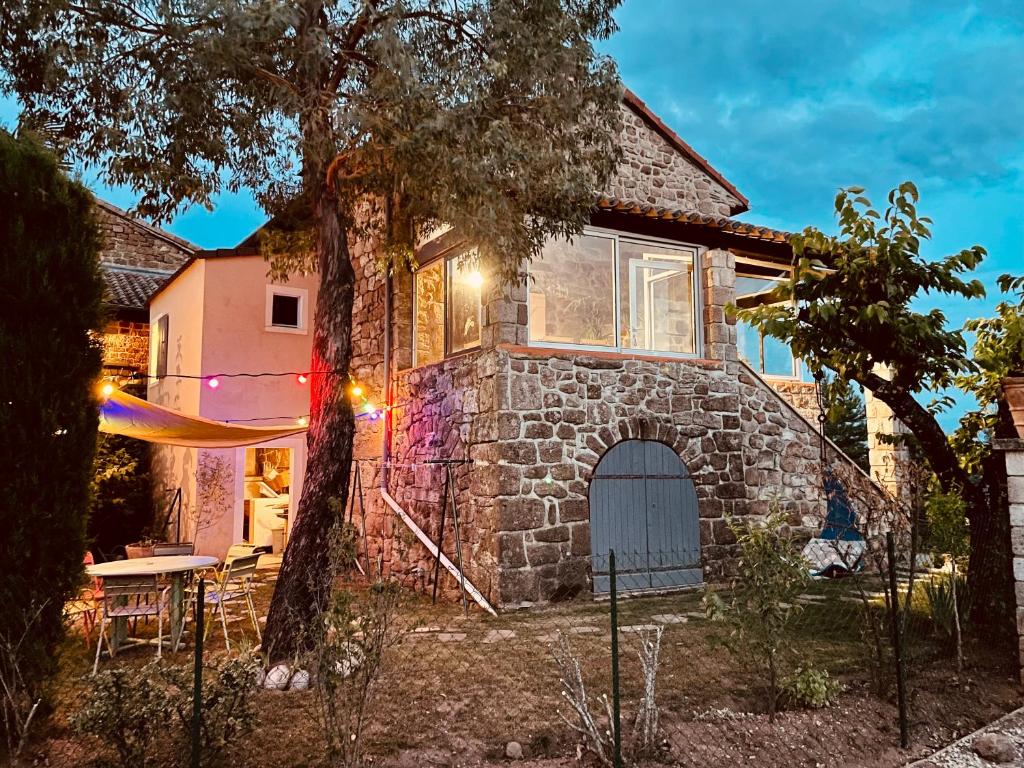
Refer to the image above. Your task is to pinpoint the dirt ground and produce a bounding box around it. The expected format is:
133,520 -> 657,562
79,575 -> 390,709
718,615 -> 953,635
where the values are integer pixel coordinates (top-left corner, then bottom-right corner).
20,567 -> 1023,768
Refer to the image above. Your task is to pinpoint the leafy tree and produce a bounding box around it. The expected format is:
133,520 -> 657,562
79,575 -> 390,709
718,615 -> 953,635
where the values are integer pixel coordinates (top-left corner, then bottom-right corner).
91,432 -> 155,559
1,0 -> 624,658
0,130 -> 103,755
736,182 -> 1016,632
822,374 -> 869,471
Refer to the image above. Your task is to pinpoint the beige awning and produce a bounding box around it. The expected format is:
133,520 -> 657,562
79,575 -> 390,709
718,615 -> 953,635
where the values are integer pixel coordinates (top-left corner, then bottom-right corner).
100,389 -> 306,448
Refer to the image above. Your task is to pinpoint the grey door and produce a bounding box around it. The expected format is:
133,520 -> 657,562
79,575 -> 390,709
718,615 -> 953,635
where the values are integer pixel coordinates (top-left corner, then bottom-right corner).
590,440 -> 702,593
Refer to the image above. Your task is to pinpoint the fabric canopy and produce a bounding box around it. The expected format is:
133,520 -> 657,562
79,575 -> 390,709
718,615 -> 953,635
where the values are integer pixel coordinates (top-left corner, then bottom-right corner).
100,389 -> 307,448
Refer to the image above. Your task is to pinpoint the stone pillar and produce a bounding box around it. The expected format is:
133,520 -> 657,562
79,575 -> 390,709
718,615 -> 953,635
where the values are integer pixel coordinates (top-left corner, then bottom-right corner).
995,439 -> 1024,682
702,248 -> 736,361
480,253 -> 528,349
864,365 -> 910,497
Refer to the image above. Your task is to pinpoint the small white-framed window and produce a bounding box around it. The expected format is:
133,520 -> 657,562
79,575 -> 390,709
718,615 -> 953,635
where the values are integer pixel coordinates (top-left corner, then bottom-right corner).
265,285 -> 308,335
735,258 -> 798,378
148,313 -> 168,384
412,246 -> 483,366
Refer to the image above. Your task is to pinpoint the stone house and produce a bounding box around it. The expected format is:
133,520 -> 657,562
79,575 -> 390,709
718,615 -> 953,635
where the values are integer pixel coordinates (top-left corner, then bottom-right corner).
95,199 -> 194,379
346,89 -> 877,608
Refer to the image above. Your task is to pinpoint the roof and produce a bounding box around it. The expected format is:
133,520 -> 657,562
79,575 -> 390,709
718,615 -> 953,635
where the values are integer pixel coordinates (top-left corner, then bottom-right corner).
622,89 -> 749,215
146,246 -> 263,305
594,196 -> 791,245
102,265 -> 174,311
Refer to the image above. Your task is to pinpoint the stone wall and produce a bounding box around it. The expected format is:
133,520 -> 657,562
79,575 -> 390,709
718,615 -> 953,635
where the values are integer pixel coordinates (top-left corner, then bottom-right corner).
770,379 -> 820,426
604,104 -> 741,216
102,319 -> 150,371
96,202 -> 193,271
489,348 -> 827,607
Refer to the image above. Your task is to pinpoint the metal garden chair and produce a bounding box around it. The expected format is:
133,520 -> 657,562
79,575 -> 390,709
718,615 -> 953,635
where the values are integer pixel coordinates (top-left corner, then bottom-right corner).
195,553 -> 262,652
92,575 -> 173,675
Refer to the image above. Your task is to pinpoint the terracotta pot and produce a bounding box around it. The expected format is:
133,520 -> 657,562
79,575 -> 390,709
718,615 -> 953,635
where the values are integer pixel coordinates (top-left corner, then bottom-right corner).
1003,376 -> 1024,438
125,543 -> 155,559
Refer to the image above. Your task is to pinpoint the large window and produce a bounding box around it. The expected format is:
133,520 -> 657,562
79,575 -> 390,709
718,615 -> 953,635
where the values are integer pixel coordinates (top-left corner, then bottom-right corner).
529,234 -> 615,347
529,233 -> 698,355
735,259 -> 797,377
413,247 -> 483,366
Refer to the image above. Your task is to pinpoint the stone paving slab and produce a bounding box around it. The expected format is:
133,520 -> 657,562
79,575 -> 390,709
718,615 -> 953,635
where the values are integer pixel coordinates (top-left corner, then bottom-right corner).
909,706 -> 1024,767
650,613 -> 688,624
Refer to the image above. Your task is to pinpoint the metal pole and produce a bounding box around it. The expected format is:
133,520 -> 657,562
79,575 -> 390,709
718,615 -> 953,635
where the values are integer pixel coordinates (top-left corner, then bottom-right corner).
609,549 -> 623,768
191,577 -> 205,768
431,467 -> 450,604
886,532 -> 910,748
448,465 -> 470,618
356,465 -> 371,577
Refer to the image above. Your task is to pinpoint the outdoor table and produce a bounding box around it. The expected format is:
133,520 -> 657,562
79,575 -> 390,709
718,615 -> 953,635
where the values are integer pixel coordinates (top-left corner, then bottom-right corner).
87,555 -> 218,654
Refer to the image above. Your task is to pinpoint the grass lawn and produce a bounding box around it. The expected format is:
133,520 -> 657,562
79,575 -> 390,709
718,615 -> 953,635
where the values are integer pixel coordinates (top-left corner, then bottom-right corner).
27,566 -> 1022,767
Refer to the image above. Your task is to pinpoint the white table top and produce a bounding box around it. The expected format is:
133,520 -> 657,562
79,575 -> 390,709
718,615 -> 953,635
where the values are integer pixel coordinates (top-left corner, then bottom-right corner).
86,555 -> 218,577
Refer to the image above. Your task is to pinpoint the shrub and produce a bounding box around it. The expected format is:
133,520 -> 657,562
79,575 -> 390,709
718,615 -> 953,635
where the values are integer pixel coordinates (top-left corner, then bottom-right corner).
69,662 -> 171,768
161,652 -> 262,766
0,130 -> 104,756
781,667 -> 842,710
704,506 -> 810,721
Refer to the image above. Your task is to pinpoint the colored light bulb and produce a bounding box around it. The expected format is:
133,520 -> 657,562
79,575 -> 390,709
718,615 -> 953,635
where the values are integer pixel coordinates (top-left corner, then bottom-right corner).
207,377 -> 220,389
297,373 -> 309,384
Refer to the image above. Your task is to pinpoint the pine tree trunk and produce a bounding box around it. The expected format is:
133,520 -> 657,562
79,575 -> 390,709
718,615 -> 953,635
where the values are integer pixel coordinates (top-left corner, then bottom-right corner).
261,193 -> 356,662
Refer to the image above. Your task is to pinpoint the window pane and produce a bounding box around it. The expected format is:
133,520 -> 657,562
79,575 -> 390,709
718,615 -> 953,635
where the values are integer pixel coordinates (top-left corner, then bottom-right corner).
736,263 -> 795,376
447,252 -> 482,354
271,294 -> 300,327
763,334 -> 795,376
736,319 -> 760,370
619,241 -> 695,353
414,260 -> 444,365
529,235 -> 615,346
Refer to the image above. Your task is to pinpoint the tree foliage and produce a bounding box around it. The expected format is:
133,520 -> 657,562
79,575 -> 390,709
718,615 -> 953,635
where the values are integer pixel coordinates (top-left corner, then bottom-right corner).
0,130 -> 104,753
736,182 -> 1018,631
822,375 -> 869,471
1,0 -> 626,657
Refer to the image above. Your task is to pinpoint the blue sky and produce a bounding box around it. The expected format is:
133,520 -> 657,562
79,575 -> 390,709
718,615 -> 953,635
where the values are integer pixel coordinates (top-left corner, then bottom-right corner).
2,1 -> 1021,424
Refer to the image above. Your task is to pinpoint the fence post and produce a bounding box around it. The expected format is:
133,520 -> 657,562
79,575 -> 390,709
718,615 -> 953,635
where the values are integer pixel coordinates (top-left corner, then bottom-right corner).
191,577 -> 205,768
608,549 -> 623,768
886,532 -> 910,748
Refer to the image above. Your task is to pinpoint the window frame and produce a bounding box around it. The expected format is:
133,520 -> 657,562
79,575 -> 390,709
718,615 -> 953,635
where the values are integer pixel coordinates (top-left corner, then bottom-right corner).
734,256 -> 800,379
526,227 -> 704,359
412,244 -> 484,367
265,285 -> 308,335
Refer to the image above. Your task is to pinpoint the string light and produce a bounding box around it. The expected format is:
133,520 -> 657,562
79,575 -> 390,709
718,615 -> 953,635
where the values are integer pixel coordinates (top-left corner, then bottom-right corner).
206,377 -> 220,390
296,373 -> 309,384
296,416 -> 308,427
100,383 -> 115,398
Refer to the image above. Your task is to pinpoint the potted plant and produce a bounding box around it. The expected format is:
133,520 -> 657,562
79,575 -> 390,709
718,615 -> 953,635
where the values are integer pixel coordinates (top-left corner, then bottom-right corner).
124,538 -> 155,559
1005,375 -> 1024,438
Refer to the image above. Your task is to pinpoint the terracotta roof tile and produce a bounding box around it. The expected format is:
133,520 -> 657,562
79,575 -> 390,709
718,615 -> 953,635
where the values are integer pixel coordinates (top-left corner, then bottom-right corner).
594,196 -> 792,244
101,265 -> 172,310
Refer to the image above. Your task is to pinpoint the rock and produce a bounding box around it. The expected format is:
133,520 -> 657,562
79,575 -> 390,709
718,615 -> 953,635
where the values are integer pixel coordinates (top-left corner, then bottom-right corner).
505,741 -> 523,760
263,663 -> 291,691
289,669 -> 311,691
973,733 -> 1019,764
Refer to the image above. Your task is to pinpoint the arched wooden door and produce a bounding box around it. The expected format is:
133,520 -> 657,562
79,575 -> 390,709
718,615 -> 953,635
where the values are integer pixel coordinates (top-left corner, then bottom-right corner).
589,439 -> 702,593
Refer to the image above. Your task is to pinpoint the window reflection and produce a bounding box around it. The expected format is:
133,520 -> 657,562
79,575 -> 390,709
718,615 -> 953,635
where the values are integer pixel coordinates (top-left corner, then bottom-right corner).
529,235 -> 615,346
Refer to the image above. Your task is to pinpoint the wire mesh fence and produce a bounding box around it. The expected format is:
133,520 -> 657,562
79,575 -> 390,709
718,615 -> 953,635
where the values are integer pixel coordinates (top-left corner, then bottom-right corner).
27,527 -> 1014,768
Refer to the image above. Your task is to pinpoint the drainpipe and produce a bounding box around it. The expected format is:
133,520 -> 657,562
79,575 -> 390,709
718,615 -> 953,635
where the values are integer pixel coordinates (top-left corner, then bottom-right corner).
377,266 -> 496,616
